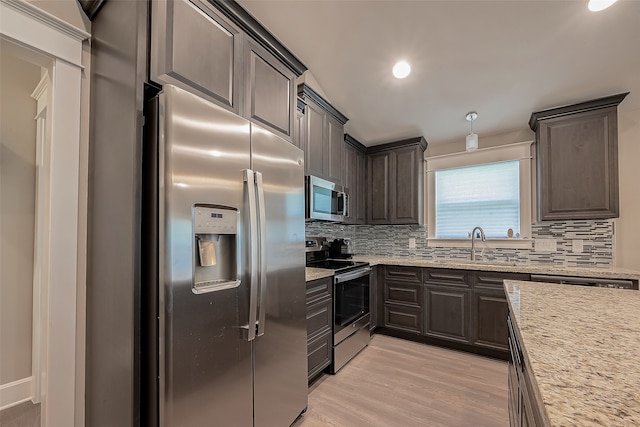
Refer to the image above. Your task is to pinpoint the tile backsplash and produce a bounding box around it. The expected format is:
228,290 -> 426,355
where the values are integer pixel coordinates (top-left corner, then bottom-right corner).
305,220 -> 614,267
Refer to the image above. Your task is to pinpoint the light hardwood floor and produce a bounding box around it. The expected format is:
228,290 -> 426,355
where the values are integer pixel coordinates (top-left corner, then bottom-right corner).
0,401 -> 40,427
293,334 -> 508,427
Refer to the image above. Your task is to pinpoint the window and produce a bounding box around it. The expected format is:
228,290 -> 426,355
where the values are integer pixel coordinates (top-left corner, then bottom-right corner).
435,161 -> 520,238
426,141 -> 533,248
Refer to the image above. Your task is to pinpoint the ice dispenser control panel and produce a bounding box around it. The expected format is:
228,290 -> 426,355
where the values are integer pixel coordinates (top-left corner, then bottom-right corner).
194,206 -> 237,234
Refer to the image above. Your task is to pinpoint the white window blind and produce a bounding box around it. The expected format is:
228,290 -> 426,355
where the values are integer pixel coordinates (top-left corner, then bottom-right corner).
435,160 -> 520,238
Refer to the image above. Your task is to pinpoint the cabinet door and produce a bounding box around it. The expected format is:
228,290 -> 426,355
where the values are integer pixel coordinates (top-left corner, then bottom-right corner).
344,144 -> 357,224
472,289 -> 509,351
151,0 -> 243,114
367,151 -> 391,224
391,146 -> 422,224
356,150 -> 367,224
304,101 -> 326,177
537,107 -> 619,220
294,103 -> 306,151
326,115 -> 344,185
244,39 -> 295,142
425,286 -> 471,343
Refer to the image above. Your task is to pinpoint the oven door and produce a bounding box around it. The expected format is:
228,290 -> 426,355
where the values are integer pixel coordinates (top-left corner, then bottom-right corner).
333,267 -> 371,343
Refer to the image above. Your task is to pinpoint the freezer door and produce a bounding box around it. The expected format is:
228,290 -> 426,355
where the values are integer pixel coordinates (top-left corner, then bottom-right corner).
251,125 -> 308,427
158,85 -> 253,427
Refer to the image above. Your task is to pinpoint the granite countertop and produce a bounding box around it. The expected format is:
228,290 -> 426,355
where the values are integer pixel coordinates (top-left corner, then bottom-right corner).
504,280 -> 640,426
350,255 -> 640,280
305,267 -> 334,282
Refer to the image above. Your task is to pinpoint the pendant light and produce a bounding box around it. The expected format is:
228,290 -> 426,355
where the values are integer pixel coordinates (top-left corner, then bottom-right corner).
465,111 -> 478,152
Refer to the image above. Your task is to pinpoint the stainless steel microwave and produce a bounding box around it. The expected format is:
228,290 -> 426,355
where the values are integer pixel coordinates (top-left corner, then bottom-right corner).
305,175 -> 348,222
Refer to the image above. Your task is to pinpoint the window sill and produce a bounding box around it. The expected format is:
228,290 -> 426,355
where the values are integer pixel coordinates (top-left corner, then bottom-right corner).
427,238 -> 532,250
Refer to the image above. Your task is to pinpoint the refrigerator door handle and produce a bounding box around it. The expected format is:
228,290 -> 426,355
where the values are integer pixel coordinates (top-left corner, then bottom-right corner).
255,171 -> 267,337
243,169 -> 259,342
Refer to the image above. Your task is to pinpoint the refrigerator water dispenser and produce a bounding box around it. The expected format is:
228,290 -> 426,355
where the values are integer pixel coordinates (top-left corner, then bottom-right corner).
192,205 -> 240,294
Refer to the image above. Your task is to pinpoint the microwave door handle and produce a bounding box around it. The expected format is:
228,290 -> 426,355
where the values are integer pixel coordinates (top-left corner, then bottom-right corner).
243,169 -> 258,342
340,192 -> 348,216
255,172 -> 267,337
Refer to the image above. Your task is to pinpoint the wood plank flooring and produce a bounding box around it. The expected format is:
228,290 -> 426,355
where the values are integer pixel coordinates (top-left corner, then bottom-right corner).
293,334 -> 508,427
0,401 -> 40,427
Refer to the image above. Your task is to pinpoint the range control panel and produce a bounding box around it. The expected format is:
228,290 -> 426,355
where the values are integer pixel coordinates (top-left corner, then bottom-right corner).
194,206 -> 237,234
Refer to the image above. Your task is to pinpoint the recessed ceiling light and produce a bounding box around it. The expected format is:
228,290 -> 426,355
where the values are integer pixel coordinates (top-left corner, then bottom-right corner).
392,61 -> 411,79
588,0 -> 618,12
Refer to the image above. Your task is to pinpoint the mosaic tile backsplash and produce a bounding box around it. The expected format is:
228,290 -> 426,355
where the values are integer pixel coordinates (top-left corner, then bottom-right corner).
305,220 -> 614,267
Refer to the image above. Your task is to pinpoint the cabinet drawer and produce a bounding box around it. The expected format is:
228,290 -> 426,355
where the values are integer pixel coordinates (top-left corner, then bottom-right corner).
424,268 -> 471,288
306,276 -> 332,304
425,286 -> 471,343
384,266 -> 422,283
383,303 -> 423,334
475,271 -> 530,291
307,331 -> 331,381
384,280 -> 422,307
306,297 -> 332,341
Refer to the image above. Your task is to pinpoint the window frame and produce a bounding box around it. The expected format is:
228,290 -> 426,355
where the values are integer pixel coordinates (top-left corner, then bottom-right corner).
426,141 -> 534,249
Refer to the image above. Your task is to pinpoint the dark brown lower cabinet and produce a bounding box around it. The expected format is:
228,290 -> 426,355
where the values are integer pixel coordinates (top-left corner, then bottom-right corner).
376,266 -> 531,359
381,266 -> 423,334
306,277 -> 332,382
508,315 -> 547,427
472,271 -> 531,352
424,286 -> 471,343
307,332 -> 332,381
472,289 -> 509,351
369,266 -> 378,332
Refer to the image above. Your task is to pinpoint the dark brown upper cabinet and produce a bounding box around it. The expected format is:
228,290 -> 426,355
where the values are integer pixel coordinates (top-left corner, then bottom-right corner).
344,135 -> 367,224
151,0 -> 244,114
530,92 -> 628,221
244,38 -> 296,141
151,0 -> 305,139
366,137 -> 427,225
293,98 -> 306,152
298,84 -> 348,185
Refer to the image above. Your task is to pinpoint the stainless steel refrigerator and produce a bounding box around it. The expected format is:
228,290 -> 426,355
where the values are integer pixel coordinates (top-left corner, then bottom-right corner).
143,84 -> 307,426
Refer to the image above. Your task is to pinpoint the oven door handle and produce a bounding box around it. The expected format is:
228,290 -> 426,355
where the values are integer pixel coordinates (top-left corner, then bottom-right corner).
334,267 -> 372,284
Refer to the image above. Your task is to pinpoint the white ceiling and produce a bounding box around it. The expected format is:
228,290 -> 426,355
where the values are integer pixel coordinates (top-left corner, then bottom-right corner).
238,0 -> 640,147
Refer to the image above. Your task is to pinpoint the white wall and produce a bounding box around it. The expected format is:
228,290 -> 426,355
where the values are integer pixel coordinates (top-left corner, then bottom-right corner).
0,51 -> 41,384
615,107 -> 640,269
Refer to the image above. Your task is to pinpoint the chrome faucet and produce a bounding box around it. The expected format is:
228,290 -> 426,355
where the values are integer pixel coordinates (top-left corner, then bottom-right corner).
470,226 -> 486,261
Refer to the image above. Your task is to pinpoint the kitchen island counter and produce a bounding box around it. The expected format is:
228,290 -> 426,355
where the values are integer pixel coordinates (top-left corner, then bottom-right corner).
504,280 -> 640,426
351,255 -> 640,281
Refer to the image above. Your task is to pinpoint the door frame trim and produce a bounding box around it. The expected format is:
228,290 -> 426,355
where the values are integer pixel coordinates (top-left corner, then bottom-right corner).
0,0 -> 88,425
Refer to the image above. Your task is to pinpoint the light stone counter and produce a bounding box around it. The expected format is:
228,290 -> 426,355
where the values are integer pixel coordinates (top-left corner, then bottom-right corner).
305,267 -> 334,282
505,280 -> 640,426
351,255 -> 640,281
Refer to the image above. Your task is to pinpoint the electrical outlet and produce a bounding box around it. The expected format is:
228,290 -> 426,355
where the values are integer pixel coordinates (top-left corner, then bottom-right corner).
534,238 -> 557,252
408,238 -> 416,249
572,239 -> 584,253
